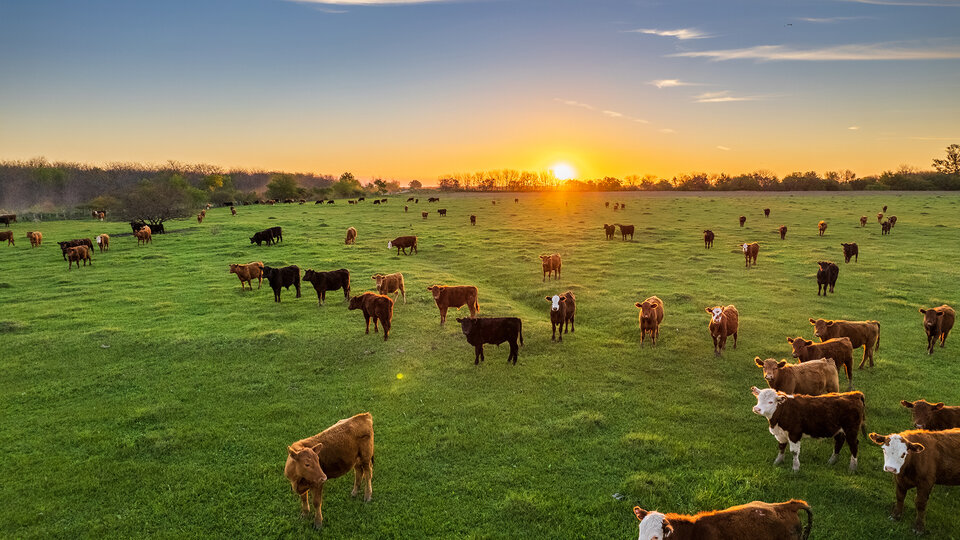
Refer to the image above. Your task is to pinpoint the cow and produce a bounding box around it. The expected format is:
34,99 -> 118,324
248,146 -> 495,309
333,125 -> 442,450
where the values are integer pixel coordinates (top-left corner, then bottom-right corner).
919,304 -> 955,354
470,214 -> 476,226
816,261 -> 839,296
348,292 -> 394,340
135,226 -> 152,246
437,208 -> 447,217
860,216 -> 868,227
284,412 -> 374,530
702,229 -> 714,248
456,317 -> 523,365
901,400 -> 960,431
742,242 -> 759,268
787,336 -> 854,385
303,269 -> 351,306
66,245 -> 92,269
263,265 -> 301,302
0,214 -> 16,226
632,500 -> 812,540
755,357 -> 839,396
380,198 -> 387,203
229,261 -> 265,291
841,242 -> 858,263
414,198 -> 419,203
881,220 -> 892,235
388,235 -> 418,255
268,226 -> 283,243
818,220 -> 827,236
705,305 -> 739,355
877,212 -> 884,223
130,220 -> 163,234
326,200 -> 334,204
421,211 -> 428,219
809,318 -> 880,369
779,225 -> 787,240
96,210 -> 105,221
315,200 -> 323,204
620,202 -> 626,209
95,234 -> 109,252
351,200 -> 359,205
250,230 -> 273,246
428,197 -> 439,202
605,224 -> 617,240
426,285 -> 479,324
515,198 -> 519,203
26,231 -> 42,247
764,208 -> 771,218
358,197 -> 365,202
868,429 -> 960,533
539,253 -> 561,282
617,224 -> 635,241
57,239 -> 93,259
491,200 -> 496,206
739,215 -> 746,227
613,204 -> 619,212
407,197 -> 414,202
545,291 -> 576,341
635,296 -> 664,346
372,273 -> 405,304
200,209 -> 206,218
889,215 -> 898,227
882,205 -> 888,213
372,200 -> 379,205
404,206 -> 409,213
345,227 -> 357,245
197,213 -> 204,224
231,206 -> 237,216
0,230 -> 14,246
751,386 -> 866,472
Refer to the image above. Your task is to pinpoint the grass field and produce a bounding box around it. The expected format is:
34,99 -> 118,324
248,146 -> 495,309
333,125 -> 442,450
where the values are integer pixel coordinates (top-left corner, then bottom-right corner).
1,191 -> 959,539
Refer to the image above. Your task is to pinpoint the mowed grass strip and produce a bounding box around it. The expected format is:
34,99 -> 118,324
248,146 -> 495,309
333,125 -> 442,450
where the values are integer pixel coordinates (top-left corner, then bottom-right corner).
1,192 -> 959,539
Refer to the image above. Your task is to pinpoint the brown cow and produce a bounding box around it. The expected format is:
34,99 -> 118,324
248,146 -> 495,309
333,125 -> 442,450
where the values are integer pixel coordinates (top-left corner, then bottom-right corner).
869,429 -> 960,533
345,227 -> 357,245
881,220 -> 892,235
859,216 -> 868,227
0,230 -> 13,246
808,318 -> 880,369
372,272 -> 405,304
284,412 -> 374,530
703,229 -> 714,248
67,245 -> 91,269
387,235 -> 418,255
26,231 -> 42,247
539,253 -> 561,282
95,234 -> 109,252
605,224 -> 617,240
877,212 -> 884,223
752,387 -> 866,472
197,213 -> 204,224
404,205 -> 408,213
545,291 -> 576,341
919,305 -> 955,354
632,500 -> 812,540
426,285 -> 479,324
230,206 -> 237,216
901,400 -> 960,431
764,207 -> 771,217
889,215 -> 898,227
787,336 -> 854,385
739,215 -> 746,227
470,214 -> 476,226
840,242 -> 858,263
617,224 -> 635,240
741,242 -> 759,268
437,208 -> 447,216
882,205 -> 888,213
348,292 -> 393,340
136,225 -> 152,245
635,296 -> 664,346
705,305 -> 739,355
755,357 -> 840,396
817,220 -> 827,236
421,211 -> 428,219
229,261 -> 265,291
779,225 -> 787,240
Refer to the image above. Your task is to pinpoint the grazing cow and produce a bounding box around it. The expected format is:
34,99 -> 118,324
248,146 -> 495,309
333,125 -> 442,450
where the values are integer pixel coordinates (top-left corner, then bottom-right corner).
351,200 -> 359,205
869,429 -> 960,533
882,205 -> 888,213
705,305 -> 739,355
860,216 -> 868,227
632,500 -> 812,540
315,200 -> 322,204
755,357 -> 840,396
739,215 -> 746,227
303,269 -> 351,306
421,211 -> 428,219
919,304 -> 955,354
617,223 -> 635,240
0,214 -> 16,226
751,387 -> 866,472
741,242 -> 759,268
877,212 -> 884,223
620,202 -> 626,209
881,220 -> 892,235
635,296 -> 664,346
470,214 -> 476,226
358,197 -> 365,202
372,273 -> 405,304
816,261 -> 839,296
428,197 -> 439,202
437,208 -> 447,217
326,200 -> 334,204
268,226 -> 283,243
284,412 -> 374,530
427,285 -> 479,324
388,235 -> 418,255
26,231 -> 42,247
491,200 -> 496,205
817,220 -> 827,236
545,291 -> 576,341
404,205 -> 408,213
348,292 -> 394,340
841,242 -> 858,263
57,239 -> 94,259
380,199 -> 387,203
539,253 -> 561,282
66,245 -> 92,269
702,229 -> 714,248
135,226 -> 152,246
231,206 -> 236,216
764,208 -> 771,218
0,230 -> 14,246
95,234 -> 109,252
263,265 -> 301,302
901,400 -> 960,431
779,225 -> 787,240
809,318 -> 880,369
456,317 -> 523,365
407,197 -> 414,202
788,336 -> 854,385
372,200 -> 379,205
250,230 -> 273,246
131,220 -> 163,234
345,227 -> 357,245
197,213 -> 204,224
414,198 -> 419,203
889,215 -> 898,227
604,224 -> 617,240
229,261 -> 265,291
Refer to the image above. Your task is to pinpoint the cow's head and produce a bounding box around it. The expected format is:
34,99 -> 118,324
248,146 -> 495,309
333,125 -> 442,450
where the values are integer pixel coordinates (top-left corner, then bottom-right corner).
546,295 -> 566,311
634,507 -> 672,540
426,285 -> 444,300
869,433 -> 924,474
741,243 -> 749,253
347,295 -> 365,310
703,229 -> 711,235
787,337 -> 812,358
372,274 -> 384,286
456,317 -> 475,337
303,269 -> 316,282
900,399 -> 945,429
387,241 -> 393,248
539,254 -> 550,263
919,308 -> 944,333
808,318 -> 832,339
635,300 -> 660,320
817,261 -> 832,272
754,357 -> 787,382
751,386 -> 786,418
229,264 -> 240,274
841,243 -> 853,250
287,444 -> 328,486
705,306 -> 723,323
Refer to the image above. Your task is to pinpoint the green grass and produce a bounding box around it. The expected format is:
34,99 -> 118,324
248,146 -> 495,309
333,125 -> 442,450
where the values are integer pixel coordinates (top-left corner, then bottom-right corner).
1,192 -> 959,539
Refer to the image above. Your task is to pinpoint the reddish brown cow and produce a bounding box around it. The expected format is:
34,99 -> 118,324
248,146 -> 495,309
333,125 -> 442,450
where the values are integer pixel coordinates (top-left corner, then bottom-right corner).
635,295 -> 664,346
0,230 -> 13,246
881,220 -> 892,235
197,213 -> 204,224
372,272 -> 405,304
470,214 -> 476,225
808,318 -> 880,369
348,292 -> 394,340
860,216 -> 868,227
741,242 -> 759,268
632,500 -> 812,540
539,253 -> 561,282
787,336 -> 854,385
877,212 -> 884,223
387,235 -> 418,255
901,400 -> 960,431
284,412 -> 374,530
27,231 -> 43,247
739,215 -> 746,227
427,285 -> 479,324
67,245 -> 91,269
545,291 -> 576,341
889,215 -> 898,227
95,234 -> 109,252
755,357 -> 839,395
706,305 -> 739,355
230,206 -> 237,216
764,207 -> 771,218
345,226 -> 357,245
817,220 -> 827,236
841,242 -> 858,263
136,225 -> 152,245
703,229 -> 714,248
779,225 -> 787,240
421,211 -> 428,219
919,305 -> 954,354
229,261 -> 265,291
617,224 -> 635,240
604,224 -> 617,240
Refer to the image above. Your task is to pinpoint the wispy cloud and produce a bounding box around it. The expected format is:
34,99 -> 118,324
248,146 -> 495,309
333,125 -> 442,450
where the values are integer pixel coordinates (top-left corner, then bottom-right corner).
650,79 -> 704,88
839,0 -> 960,6
694,91 -> 765,103
659,128 -> 677,134
848,126 -> 861,130
796,16 -> 868,23
627,28 -> 710,40
555,99 -> 594,111
555,98 -> 648,123
716,145 -> 731,151
672,42 -> 960,61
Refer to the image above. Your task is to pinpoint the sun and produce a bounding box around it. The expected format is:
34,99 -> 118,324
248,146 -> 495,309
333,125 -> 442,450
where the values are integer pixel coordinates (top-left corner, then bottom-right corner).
551,162 -> 576,181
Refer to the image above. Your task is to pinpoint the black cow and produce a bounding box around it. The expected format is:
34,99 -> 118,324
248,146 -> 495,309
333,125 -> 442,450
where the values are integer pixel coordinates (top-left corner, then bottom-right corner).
358,197 -> 365,202
303,268 -> 351,306
456,317 -> 524,365
327,200 -> 335,204
438,208 -> 447,217
263,265 -> 301,302
268,226 -> 283,243
817,261 -> 839,296
130,220 -> 164,234
0,214 -> 16,227
250,230 -> 273,246
373,200 -> 381,205
841,242 -> 859,263
58,239 -> 94,260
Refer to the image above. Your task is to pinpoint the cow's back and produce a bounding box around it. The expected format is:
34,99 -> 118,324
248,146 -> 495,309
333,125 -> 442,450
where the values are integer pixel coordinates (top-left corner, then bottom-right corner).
901,429 -> 960,485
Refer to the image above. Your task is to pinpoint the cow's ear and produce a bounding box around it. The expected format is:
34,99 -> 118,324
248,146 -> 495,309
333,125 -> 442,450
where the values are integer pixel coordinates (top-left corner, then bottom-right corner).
705,307 -> 713,313
635,302 -> 642,308
808,318 -> 816,324
633,507 -> 647,522
776,394 -> 787,404
754,357 -> 764,367
868,433 -> 887,445
751,386 -> 760,396
802,339 -> 813,346
288,446 -> 297,457
935,402 -> 945,410
826,321 -> 835,327
309,442 -> 323,454
559,297 -> 566,303
901,400 -> 914,408
663,520 -> 674,537
455,317 -> 464,323
545,296 -> 552,301
650,303 -> 659,310
787,337 -> 795,344
937,311 -> 945,317
907,442 -> 925,453
776,360 -> 787,368
919,308 -> 927,314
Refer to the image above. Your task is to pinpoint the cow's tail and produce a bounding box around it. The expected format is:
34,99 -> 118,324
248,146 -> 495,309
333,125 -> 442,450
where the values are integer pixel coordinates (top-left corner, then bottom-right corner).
875,322 -> 880,351
859,393 -> 869,439
790,500 -> 813,540
519,321 -> 524,347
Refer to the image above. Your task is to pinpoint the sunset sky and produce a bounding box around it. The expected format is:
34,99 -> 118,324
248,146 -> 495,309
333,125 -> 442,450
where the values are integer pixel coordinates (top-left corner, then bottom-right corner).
2,0 -> 959,183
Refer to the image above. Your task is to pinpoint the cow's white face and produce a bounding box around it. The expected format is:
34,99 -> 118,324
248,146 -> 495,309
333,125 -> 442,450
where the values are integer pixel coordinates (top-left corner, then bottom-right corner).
752,387 -> 780,418
550,295 -> 561,311
387,241 -> 393,248
742,243 -> 748,252
879,435 -> 910,474
96,236 -> 102,244
637,512 -> 669,540
711,307 -> 723,323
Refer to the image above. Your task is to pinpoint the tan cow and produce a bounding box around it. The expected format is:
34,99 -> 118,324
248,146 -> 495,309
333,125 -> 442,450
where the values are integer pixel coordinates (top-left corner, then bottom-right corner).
706,305 -> 739,355
755,357 -> 839,395
635,296 -> 664,346
95,234 -> 109,252
539,253 -> 561,282
860,216 -> 868,227
136,225 -> 152,245
345,226 -> 357,245
808,318 -> 880,368
372,272 -> 405,303
230,261 -> 265,290
741,242 -> 759,268
27,231 -> 43,247
817,220 -> 827,236
426,285 -> 479,324
0,230 -> 13,246
67,245 -> 91,269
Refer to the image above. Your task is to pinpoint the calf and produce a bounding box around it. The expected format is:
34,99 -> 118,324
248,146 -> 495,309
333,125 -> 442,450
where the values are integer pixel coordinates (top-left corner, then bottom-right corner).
739,215 -> 746,227
0,230 -> 13,246
407,197 -> 414,201
877,212 -> 884,223
66,245 -> 92,269
635,296 -> 664,346
372,272 -> 405,304
284,412 -> 374,530
882,205 -> 888,213
632,500 -> 812,540
26,231 -> 42,247
348,292 -> 394,340
545,291 -> 576,341
303,268 -> 351,306
95,234 -> 109,252
817,220 -> 827,236
263,265 -> 301,302
779,225 -> 787,240
751,387 -> 866,472
426,285 -> 479,324
860,216 -> 868,227
229,261 -> 265,291
470,214 -> 476,225
197,213 -> 204,224
421,211 -> 428,219
456,316 -> 523,365
808,318 -> 880,369
702,229 -> 714,248
901,399 -> 960,431
539,253 -> 561,282
788,336 -> 854,385
816,261 -> 838,296
250,230 -> 273,246
58,239 -> 94,259
889,215 -> 898,227
617,223 -> 635,240
388,235 -> 418,255
764,207 -> 771,217
231,206 -> 237,215
705,305 -> 739,355
869,429 -> 960,533
268,226 -> 283,243
135,226 -> 152,245
437,208 -> 447,217
881,220 -> 891,235
605,224 -> 616,240
755,357 -> 839,395
345,227 -> 357,245
741,242 -> 759,268
919,304 -> 955,354
841,242 -> 858,263
404,205 -> 408,213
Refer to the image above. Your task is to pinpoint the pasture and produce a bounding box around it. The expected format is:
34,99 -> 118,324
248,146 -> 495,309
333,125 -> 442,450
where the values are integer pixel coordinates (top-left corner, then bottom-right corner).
1,192 -> 958,539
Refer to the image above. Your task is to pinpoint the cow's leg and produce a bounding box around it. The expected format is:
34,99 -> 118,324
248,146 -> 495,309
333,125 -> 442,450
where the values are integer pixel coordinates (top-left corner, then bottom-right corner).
474,345 -> 482,365
718,334 -> 726,353
351,467 -> 362,498
732,332 -> 738,349
891,482 -> 907,521
828,433 -> 844,464
542,270 -> 546,282
439,307 -> 447,325
913,484 -> 931,533
941,330 -> 950,347
789,439 -> 801,471
858,347 -> 868,369
295,283 -> 301,298
928,333 -> 935,355
551,322 -> 556,341
372,316 -> 379,333
364,461 -> 373,501
312,484 -> 325,530
297,489 -> 311,517
509,340 -> 518,365
364,314 -> 371,334
846,430 -> 859,471
774,441 -> 787,465
844,361 -> 853,387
